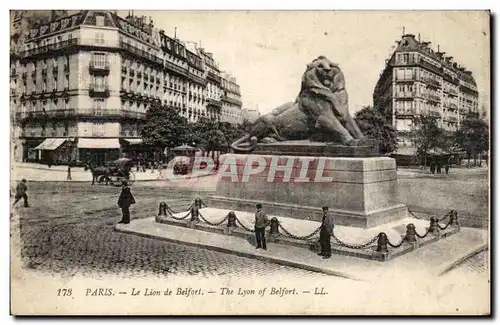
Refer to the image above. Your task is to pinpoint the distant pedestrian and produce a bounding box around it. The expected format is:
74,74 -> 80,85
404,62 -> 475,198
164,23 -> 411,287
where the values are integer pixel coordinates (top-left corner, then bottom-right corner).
158,161 -> 163,179
254,203 -> 269,250
117,181 -> 135,224
13,179 -> 29,208
436,162 -> 442,174
318,206 -> 334,259
445,163 -> 450,175
430,161 -> 435,174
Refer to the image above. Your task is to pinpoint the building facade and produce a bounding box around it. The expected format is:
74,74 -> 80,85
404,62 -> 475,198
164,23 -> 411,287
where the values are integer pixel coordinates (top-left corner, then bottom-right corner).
220,72 -> 243,125
10,10 -> 243,164
373,33 -> 479,150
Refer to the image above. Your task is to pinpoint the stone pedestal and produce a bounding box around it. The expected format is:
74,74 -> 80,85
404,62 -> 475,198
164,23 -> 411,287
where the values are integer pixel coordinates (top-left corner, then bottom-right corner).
209,153 -> 407,228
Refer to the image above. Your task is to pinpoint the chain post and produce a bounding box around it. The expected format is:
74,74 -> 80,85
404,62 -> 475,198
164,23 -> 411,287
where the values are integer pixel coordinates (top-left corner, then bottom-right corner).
428,217 -> 440,236
269,217 -> 280,235
404,223 -> 417,243
376,232 -> 388,253
227,211 -> 237,228
158,202 -> 167,216
449,210 -> 459,227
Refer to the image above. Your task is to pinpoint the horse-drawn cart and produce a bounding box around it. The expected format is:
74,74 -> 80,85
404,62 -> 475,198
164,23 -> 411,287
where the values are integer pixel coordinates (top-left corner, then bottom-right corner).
90,158 -> 135,186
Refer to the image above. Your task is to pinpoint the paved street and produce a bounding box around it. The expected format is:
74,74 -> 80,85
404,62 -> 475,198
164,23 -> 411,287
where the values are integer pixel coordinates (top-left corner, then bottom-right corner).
13,182 -> 330,279
11,165 -> 489,279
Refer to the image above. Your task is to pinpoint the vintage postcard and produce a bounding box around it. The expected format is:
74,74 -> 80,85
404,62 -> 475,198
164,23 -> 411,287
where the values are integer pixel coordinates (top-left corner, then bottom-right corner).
9,9 -> 490,315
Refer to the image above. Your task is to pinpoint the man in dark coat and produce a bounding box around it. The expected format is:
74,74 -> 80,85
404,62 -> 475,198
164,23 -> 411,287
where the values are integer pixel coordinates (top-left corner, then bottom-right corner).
13,179 -> 29,208
117,181 -> 135,224
254,203 -> 270,250
318,206 -> 334,259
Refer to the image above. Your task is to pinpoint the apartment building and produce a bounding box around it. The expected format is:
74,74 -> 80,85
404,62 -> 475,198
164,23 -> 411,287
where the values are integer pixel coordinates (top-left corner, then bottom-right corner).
373,33 -> 479,149
10,10 -> 243,164
220,72 -> 243,125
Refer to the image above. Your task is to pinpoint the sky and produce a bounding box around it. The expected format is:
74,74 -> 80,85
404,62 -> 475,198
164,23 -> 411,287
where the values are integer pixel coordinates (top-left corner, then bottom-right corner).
122,11 -> 490,115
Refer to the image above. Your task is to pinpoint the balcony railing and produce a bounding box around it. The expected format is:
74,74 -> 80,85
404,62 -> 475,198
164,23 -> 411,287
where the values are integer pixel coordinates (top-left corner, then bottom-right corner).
20,38 -> 79,58
427,94 -> 441,102
119,41 -> 163,67
429,110 -> 441,118
88,85 -> 110,98
419,59 -> 443,75
444,116 -> 458,123
15,109 -> 76,120
396,108 -> 416,116
395,91 -> 416,98
445,102 -> 458,110
89,61 -> 110,73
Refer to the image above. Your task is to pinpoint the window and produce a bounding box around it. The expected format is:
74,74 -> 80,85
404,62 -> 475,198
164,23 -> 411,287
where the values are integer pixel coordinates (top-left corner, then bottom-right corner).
92,122 -> 105,136
93,99 -> 105,112
96,15 -> 105,27
92,52 -> 107,68
94,32 -> 104,45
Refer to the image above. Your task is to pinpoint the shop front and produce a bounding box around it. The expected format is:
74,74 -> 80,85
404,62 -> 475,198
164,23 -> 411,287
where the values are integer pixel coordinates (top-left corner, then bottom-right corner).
33,138 -> 75,165
77,138 -> 121,166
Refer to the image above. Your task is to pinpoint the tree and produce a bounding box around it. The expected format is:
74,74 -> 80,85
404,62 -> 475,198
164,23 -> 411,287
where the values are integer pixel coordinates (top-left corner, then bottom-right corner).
408,115 -> 444,166
140,102 -> 190,154
455,114 -> 489,166
190,117 -> 227,159
354,106 -> 397,154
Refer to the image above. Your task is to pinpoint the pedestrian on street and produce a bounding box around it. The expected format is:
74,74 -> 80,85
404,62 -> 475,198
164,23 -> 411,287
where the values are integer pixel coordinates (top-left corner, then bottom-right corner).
430,161 -> 435,174
445,162 -> 450,175
158,161 -> 163,179
13,179 -> 29,208
254,203 -> 269,250
117,181 -> 135,224
318,206 -> 334,259
436,162 -> 442,174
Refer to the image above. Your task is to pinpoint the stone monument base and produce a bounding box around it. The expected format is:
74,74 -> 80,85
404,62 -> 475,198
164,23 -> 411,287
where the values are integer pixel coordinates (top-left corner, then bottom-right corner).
209,153 -> 407,228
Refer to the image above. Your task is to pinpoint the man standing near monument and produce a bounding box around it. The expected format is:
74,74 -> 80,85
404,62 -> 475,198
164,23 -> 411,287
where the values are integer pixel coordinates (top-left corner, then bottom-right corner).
254,204 -> 269,250
117,181 -> 135,224
318,206 -> 334,259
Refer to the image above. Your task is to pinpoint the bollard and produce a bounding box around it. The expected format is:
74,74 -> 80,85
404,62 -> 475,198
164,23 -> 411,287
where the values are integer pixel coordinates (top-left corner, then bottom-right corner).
376,232 -> 388,253
194,197 -> 203,209
428,217 -> 440,236
404,224 -> 417,243
190,205 -> 200,222
158,202 -> 167,216
269,217 -> 280,235
227,211 -> 237,228
449,210 -> 459,227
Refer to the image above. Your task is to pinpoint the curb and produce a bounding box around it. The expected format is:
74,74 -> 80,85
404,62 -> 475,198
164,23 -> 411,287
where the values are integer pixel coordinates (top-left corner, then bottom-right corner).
114,223 -> 362,282
437,244 -> 489,276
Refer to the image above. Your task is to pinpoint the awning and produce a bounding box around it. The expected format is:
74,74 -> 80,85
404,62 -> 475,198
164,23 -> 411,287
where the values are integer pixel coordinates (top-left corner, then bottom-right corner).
78,138 -> 121,149
124,138 -> 143,145
33,138 -> 67,151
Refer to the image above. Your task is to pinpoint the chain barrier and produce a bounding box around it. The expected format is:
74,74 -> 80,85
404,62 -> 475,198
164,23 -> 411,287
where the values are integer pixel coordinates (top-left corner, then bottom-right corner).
168,210 -> 192,220
198,212 -> 228,226
439,211 -> 452,222
331,232 -> 379,250
408,209 -> 423,220
438,220 -> 451,231
278,223 -> 321,240
234,217 -> 255,233
415,227 -> 430,239
409,208 -> 453,223
387,236 -> 405,248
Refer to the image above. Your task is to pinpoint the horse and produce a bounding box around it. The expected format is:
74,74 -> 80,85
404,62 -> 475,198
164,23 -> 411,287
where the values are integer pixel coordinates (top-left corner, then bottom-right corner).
86,164 -> 111,185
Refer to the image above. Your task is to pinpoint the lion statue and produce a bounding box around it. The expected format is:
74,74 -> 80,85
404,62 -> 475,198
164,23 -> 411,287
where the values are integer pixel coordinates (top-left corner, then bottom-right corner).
231,56 -> 366,153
